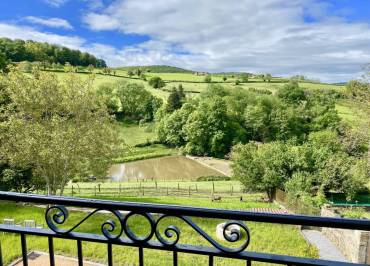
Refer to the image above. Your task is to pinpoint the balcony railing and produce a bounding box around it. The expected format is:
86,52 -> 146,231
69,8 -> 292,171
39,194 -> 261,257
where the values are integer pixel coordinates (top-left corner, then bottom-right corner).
0,191 -> 369,266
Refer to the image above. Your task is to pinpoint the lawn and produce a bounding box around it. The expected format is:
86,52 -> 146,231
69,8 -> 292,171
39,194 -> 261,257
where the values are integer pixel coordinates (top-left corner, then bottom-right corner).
115,120 -> 157,146
64,180 -> 244,198
0,197 -> 318,266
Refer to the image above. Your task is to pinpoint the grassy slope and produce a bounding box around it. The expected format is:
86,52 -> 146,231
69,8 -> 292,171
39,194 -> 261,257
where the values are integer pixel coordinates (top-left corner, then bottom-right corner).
0,199 -> 317,265
50,70 -> 367,156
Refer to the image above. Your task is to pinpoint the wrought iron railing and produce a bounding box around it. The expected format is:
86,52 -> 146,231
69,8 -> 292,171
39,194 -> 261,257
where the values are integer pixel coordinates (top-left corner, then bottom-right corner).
0,191 -> 369,266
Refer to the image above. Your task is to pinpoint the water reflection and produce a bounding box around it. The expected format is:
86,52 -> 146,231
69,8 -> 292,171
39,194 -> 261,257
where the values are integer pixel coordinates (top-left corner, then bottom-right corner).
108,156 -> 223,181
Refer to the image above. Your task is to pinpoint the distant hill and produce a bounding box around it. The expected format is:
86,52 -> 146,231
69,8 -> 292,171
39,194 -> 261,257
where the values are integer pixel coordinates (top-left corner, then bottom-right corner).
117,65 -> 194,73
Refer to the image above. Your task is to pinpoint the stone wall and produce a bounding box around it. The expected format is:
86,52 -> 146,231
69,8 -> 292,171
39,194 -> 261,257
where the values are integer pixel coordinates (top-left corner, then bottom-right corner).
321,207 -> 370,264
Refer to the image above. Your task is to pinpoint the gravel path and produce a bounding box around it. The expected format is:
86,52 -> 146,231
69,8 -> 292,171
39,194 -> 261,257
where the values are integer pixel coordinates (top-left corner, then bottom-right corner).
301,230 -> 348,262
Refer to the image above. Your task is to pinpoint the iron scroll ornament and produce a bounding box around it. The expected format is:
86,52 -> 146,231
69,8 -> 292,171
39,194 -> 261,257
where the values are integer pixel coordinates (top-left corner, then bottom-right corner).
45,205 -> 251,254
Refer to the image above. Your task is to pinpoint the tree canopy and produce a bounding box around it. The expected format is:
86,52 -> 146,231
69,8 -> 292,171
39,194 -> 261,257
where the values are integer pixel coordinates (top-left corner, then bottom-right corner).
0,38 -> 106,67
148,76 -> 165,89
0,69 -> 121,195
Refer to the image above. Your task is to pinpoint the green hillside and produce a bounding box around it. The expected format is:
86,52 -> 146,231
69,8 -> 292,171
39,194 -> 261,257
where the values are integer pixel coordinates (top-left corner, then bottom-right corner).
117,65 -> 194,73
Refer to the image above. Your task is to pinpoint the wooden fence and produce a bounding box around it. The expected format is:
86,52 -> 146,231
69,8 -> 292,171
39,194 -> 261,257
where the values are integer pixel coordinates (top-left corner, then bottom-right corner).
63,182 -> 245,199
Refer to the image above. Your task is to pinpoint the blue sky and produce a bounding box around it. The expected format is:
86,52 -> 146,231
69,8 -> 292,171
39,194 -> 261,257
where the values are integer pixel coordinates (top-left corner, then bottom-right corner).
0,0 -> 370,82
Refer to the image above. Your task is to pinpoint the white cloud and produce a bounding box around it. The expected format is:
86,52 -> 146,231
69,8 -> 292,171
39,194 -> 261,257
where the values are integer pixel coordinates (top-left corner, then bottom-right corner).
82,0 -> 370,82
24,16 -> 73,30
0,23 -> 84,49
43,0 -> 69,7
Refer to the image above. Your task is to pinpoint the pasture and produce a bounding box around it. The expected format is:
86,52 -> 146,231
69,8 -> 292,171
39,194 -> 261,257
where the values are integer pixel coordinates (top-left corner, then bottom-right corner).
0,198 -> 317,266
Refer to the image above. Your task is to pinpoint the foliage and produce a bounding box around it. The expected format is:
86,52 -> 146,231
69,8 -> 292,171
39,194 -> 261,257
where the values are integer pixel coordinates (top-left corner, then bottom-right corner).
232,128 -> 368,203
0,160 -> 45,193
231,141 -> 289,201
183,97 -> 235,156
0,52 -> 7,71
166,84 -> 186,112
96,83 -> 120,114
240,73 -> 249,83
0,38 -> 106,67
116,82 -> 163,121
156,103 -> 195,146
148,76 -> 165,89
346,80 -> 370,102
157,83 -> 341,157
204,75 -> 212,83
341,207 -> 366,219
0,70 -> 121,195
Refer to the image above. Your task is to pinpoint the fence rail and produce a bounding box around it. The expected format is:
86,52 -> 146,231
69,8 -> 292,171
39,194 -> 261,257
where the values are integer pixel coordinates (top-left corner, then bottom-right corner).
0,191 -> 369,266
63,182 -> 244,198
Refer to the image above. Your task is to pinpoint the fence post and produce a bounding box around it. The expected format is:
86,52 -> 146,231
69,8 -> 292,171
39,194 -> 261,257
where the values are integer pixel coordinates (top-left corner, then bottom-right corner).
188,186 -> 190,197
94,186 -> 96,197
98,183 -> 101,193
119,183 -> 121,195
71,185 -> 74,196
167,185 -> 169,196
155,181 -> 157,190
196,184 -> 198,192
178,182 -> 180,191
142,185 -> 145,196
231,185 -> 233,196
212,182 -> 215,194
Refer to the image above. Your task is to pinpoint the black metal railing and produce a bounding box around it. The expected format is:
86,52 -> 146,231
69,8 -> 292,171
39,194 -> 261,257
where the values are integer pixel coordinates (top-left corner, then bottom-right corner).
0,191 -> 369,266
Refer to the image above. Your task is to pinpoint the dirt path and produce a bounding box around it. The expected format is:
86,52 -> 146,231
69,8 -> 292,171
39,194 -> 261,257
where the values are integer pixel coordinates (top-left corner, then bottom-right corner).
186,155 -> 232,176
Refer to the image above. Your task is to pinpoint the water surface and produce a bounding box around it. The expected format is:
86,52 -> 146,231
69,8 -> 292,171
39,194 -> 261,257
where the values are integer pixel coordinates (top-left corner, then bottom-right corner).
108,156 -> 223,181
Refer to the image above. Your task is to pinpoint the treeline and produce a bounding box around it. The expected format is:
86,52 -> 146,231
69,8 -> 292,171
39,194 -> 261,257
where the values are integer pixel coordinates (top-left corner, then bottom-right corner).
0,38 -> 106,68
155,81 -> 369,202
156,81 -> 340,157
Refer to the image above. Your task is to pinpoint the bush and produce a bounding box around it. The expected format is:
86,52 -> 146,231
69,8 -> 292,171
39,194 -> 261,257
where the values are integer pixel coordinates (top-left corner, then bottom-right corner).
148,76 -> 165,89
204,75 -> 212,83
341,207 -> 366,219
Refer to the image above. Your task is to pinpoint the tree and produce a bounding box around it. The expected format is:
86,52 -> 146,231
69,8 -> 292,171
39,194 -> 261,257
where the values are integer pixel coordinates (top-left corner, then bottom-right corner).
183,97 -> 234,156
148,76 -> 165,89
1,70 -> 121,195
277,81 -> 306,104
241,73 -> 249,83
223,76 -> 227,82
136,68 -> 142,77
346,80 -> 370,102
127,70 -> 134,77
17,61 -> 33,73
0,52 -> 6,71
266,74 -> 272,82
156,103 -> 195,146
0,160 -> 45,193
231,141 -> 289,201
166,85 -> 186,113
97,83 -> 120,114
204,75 -> 212,83
116,82 -> 162,121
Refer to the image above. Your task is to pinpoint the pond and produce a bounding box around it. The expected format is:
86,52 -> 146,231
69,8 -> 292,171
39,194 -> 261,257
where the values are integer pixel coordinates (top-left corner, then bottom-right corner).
107,156 -> 224,181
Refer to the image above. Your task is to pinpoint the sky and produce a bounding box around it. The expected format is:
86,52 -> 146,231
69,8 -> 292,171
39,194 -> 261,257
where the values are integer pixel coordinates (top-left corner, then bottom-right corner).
0,0 -> 370,82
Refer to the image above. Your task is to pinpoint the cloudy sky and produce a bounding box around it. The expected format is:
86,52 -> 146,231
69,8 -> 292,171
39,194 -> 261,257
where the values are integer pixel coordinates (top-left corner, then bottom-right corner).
0,0 -> 370,82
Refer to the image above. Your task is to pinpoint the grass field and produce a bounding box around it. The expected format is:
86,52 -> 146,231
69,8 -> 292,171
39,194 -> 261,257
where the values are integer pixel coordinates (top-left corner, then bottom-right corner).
0,197 -> 317,266
64,180 -> 243,198
47,69 -> 369,163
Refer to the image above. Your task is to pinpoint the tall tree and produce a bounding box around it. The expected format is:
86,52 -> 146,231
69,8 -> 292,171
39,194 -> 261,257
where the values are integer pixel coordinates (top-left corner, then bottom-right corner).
1,70 -> 121,195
